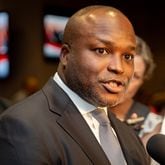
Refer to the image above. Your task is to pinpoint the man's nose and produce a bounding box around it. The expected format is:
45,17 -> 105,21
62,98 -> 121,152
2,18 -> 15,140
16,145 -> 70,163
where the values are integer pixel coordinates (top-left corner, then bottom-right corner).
107,55 -> 124,74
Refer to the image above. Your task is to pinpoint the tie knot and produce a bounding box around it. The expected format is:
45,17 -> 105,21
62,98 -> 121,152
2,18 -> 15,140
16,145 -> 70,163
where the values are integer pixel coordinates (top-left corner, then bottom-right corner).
91,108 -> 110,126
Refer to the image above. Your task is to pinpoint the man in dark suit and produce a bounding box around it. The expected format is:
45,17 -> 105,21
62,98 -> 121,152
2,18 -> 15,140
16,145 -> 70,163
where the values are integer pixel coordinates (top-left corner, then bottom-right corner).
0,5 -> 150,164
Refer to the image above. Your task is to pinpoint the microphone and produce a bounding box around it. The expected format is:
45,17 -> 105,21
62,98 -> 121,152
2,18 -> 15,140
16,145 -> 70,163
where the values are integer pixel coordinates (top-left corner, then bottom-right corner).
146,134 -> 165,164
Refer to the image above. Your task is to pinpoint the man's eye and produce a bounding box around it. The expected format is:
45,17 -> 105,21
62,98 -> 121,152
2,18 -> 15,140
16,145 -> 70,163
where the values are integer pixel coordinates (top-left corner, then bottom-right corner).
95,48 -> 109,55
123,54 -> 134,61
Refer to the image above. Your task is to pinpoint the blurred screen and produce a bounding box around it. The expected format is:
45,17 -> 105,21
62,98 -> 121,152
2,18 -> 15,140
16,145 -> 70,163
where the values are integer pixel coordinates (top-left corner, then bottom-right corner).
43,14 -> 68,59
0,12 -> 9,79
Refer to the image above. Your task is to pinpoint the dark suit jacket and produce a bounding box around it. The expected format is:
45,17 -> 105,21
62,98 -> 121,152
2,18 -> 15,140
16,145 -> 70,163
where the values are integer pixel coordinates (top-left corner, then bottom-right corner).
0,78 -> 150,165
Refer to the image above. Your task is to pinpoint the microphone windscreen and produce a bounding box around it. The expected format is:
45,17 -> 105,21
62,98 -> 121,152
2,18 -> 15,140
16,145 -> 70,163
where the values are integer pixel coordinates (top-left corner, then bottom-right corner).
146,134 -> 165,164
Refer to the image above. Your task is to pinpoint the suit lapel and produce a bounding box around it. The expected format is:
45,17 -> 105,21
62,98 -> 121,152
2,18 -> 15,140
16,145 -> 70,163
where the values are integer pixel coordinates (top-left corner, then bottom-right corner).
57,105 -> 111,165
42,78 -> 111,165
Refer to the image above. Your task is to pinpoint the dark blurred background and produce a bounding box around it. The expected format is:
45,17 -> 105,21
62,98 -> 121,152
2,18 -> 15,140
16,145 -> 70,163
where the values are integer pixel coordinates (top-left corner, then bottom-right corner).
0,0 -> 165,103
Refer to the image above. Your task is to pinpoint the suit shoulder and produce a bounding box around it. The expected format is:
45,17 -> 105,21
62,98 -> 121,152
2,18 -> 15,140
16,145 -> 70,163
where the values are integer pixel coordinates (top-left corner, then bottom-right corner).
0,90 -> 47,120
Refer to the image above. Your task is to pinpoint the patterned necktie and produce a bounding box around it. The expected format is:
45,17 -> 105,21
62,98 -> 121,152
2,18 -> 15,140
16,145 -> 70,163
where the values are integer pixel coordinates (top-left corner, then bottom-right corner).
91,108 -> 126,165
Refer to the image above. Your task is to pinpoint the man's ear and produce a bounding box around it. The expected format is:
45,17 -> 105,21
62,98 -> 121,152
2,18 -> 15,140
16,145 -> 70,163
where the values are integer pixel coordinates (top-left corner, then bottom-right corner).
60,44 -> 70,66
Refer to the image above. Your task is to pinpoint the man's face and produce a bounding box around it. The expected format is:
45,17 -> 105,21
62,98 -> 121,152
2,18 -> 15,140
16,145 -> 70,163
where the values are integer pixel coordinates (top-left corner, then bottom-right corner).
61,12 -> 136,107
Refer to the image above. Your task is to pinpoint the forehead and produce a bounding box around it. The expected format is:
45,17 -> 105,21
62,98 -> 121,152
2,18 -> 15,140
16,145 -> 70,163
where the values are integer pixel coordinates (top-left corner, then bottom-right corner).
70,11 -> 136,48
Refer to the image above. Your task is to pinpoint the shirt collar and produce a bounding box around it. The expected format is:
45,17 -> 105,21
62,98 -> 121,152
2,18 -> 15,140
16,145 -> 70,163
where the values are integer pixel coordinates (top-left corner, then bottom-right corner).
53,72 -> 96,115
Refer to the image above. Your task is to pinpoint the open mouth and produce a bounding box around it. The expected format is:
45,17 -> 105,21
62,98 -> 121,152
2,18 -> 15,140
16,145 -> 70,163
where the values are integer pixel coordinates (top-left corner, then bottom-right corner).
102,80 -> 125,94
